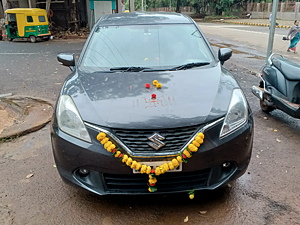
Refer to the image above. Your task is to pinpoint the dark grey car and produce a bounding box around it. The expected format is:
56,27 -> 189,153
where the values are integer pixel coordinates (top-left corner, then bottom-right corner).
51,12 -> 253,195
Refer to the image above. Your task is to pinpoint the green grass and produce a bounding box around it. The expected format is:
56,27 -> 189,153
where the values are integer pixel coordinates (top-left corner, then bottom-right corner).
0,135 -> 19,143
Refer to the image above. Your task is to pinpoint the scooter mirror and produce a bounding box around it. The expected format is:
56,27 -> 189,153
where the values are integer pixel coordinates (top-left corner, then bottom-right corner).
218,48 -> 232,65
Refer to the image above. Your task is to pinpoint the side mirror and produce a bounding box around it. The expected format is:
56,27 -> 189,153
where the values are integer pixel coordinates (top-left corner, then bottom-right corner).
57,53 -> 75,69
218,48 -> 232,65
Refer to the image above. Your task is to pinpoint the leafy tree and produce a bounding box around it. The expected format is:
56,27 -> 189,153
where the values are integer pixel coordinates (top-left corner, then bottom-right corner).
189,0 -> 205,14
141,0 -> 246,16
215,0 -> 234,15
176,0 -> 181,12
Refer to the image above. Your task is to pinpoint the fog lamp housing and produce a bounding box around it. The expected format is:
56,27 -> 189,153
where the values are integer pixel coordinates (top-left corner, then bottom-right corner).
78,168 -> 89,176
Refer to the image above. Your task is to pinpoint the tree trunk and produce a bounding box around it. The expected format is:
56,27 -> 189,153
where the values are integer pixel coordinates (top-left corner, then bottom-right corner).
176,0 -> 181,13
1,0 -> 9,40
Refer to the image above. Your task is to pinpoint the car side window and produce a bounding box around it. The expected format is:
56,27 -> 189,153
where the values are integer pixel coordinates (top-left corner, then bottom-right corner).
39,16 -> 46,22
27,16 -> 33,23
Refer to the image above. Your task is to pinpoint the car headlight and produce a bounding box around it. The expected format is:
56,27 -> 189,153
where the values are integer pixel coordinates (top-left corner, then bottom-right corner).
220,89 -> 248,138
56,95 -> 91,142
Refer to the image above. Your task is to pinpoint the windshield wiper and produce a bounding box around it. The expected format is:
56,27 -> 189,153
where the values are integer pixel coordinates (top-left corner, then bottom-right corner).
92,70 -> 116,73
170,62 -> 210,71
110,67 -> 150,72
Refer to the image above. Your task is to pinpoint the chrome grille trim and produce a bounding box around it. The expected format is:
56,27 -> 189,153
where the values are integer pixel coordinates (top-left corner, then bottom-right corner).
85,117 -> 224,158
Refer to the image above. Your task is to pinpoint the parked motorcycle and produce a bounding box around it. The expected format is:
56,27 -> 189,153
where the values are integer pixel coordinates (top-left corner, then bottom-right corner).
252,53 -> 300,118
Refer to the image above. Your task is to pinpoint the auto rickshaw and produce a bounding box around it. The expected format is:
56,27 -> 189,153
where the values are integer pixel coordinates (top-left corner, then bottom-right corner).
5,8 -> 51,43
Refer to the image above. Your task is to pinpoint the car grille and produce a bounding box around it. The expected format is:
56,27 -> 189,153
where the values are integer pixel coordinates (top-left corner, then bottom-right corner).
103,169 -> 210,193
111,126 -> 200,154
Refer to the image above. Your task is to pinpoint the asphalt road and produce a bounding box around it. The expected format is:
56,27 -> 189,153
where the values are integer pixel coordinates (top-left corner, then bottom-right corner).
0,39 -> 84,103
199,22 -> 299,61
0,23 -> 300,225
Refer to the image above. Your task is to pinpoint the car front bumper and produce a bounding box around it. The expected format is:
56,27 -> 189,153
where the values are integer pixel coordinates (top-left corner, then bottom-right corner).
51,116 -> 254,195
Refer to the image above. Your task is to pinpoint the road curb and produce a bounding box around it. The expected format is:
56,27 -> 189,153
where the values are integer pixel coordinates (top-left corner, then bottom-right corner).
220,20 -> 292,29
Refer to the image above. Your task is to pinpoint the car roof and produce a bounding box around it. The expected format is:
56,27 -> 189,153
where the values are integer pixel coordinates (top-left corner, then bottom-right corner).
96,12 -> 194,26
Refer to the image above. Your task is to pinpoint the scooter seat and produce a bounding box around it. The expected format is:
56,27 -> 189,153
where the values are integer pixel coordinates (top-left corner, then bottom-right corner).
272,57 -> 300,81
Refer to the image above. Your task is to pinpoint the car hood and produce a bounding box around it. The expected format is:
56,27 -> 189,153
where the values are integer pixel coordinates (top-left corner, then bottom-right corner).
63,65 -> 238,129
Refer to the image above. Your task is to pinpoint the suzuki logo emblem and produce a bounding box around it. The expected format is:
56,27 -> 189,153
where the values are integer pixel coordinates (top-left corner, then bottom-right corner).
148,133 -> 166,150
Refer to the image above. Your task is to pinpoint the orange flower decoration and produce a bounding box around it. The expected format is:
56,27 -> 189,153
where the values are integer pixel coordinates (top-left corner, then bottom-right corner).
96,131 -> 205,193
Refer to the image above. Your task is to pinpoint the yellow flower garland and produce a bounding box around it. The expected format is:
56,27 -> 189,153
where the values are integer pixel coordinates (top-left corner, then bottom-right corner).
152,80 -> 163,89
96,131 -> 204,193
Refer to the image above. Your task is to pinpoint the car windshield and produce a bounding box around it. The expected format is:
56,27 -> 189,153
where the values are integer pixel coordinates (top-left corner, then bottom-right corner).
79,24 -> 214,72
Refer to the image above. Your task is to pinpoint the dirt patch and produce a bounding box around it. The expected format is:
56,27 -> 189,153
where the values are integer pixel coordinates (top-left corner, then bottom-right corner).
0,109 -> 14,134
0,97 -> 53,139
51,27 -> 89,39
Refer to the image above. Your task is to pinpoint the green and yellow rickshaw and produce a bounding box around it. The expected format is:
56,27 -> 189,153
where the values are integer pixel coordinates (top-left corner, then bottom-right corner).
5,8 -> 51,43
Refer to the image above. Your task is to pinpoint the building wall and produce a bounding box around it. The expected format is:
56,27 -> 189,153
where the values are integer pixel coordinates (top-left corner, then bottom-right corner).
88,0 -> 116,28
248,2 -> 300,20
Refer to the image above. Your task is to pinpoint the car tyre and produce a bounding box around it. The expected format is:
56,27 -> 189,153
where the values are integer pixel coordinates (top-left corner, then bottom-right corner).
7,37 -> 13,42
29,35 -> 37,43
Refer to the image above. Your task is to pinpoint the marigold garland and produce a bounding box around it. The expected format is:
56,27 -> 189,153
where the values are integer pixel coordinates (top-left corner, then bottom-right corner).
152,80 -> 162,89
96,131 -> 204,193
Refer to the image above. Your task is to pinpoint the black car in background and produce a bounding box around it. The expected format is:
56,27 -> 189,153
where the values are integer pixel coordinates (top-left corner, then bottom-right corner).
51,12 -> 253,195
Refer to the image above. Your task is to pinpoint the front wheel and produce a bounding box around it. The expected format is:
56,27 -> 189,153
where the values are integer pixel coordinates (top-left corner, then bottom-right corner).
260,99 -> 274,113
29,35 -> 36,43
258,81 -> 275,113
7,37 -> 13,42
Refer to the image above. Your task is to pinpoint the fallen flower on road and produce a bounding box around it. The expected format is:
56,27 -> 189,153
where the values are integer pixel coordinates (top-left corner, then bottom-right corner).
26,173 -> 34,179
184,216 -> 189,222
